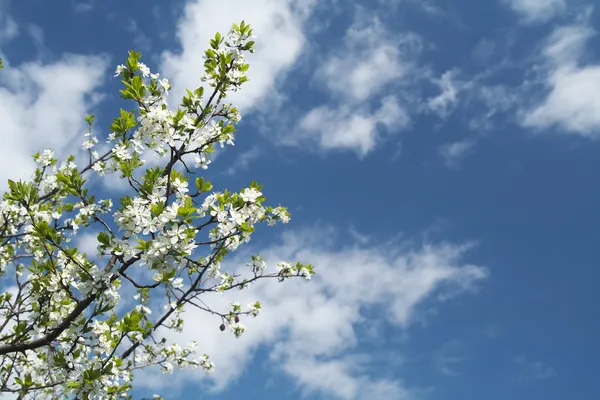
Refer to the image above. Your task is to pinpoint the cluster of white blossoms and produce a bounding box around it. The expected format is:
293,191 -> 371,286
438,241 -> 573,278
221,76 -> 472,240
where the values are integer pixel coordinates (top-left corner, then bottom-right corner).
248,301 -> 261,317
0,21 -> 313,400
201,21 -> 255,92
82,131 -> 99,150
277,261 -> 314,281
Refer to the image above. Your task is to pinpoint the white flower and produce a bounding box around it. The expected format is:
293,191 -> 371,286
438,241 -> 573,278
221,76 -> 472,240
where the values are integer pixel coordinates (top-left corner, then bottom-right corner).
277,261 -> 295,279
229,207 -> 246,226
82,135 -> 99,150
200,354 -> 214,373
247,256 -> 266,272
171,278 -> 184,289
207,262 -> 221,278
113,144 -> 132,161
162,362 -> 174,374
153,272 -> 164,282
272,206 -> 290,223
91,161 -> 106,175
231,323 -> 245,338
171,178 -> 189,196
159,78 -> 170,91
300,267 -> 313,280
36,149 -> 54,166
138,62 -> 151,77
114,64 -> 126,77
248,301 -> 261,317
240,188 -> 261,203
194,153 -> 211,169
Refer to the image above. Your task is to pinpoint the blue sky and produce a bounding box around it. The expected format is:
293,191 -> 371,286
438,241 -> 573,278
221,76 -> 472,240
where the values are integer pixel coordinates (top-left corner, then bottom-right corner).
0,0 -> 599,399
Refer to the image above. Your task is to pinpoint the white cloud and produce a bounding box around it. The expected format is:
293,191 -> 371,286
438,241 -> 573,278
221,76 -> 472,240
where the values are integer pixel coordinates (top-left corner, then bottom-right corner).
285,16 -> 421,156
434,339 -> 466,376
438,139 -> 475,168
427,70 -> 461,118
467,84 -> 521,132
522,23 -> 600,136
141,225 -> 487,399
72,0 -> 94,13
542,24 -> 594,66
293,96 -> 409,157
515,355 -> 556,380
315,18 -> 420,103
0,0 -> 18,43
0,17 -> 18,42
524,66 -> 600,134
0,54 -> 108,192
479,85 -> 520,114
502,0 -> 566,24
74,230 -> 101,258
160,0 -> 316,114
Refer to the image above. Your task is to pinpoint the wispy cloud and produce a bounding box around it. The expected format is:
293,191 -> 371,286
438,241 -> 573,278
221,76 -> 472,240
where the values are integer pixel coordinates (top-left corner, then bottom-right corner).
502,0 -> 566,24
125,19 -> 152,53
522,14 -> 600,137
482,323 -> 502,339
515,355 -> 556,380
434,339 -> 466,376
0,0 -> 18,44
468,84 -> 521,132
27,23 -> 43,46
224,146 -> 261,175
471,38 -> 496,63
314,17 -> 419,103
137,225 -> 487,399
438,139 -> 476,168
285,14 -> 421,157
72,0 -> 94,14
293,96 -> 409,157
427,70 -> 462,119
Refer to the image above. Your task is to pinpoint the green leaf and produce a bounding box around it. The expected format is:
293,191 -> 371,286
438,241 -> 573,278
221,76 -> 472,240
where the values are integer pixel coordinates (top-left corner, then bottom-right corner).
118,152 -> 144,178
120,195 -> 133,208
195,177 -> 204,191
126,50 -> 142,71
130,75 -> 146,99
97,231 -> 110,246
24,373 -> 33,387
